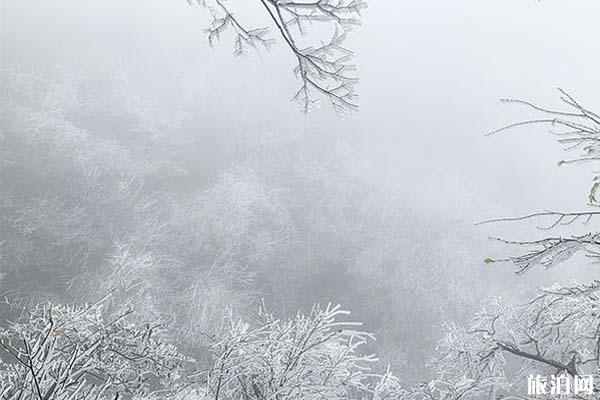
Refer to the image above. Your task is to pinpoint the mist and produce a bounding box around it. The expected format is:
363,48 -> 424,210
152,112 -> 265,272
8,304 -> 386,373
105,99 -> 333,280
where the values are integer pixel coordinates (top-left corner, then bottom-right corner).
1,1 -> 599,398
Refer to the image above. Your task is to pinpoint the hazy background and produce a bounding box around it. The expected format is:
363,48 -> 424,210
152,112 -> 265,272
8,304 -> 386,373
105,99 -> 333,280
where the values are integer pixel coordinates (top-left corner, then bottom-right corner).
1,0 -> 599,382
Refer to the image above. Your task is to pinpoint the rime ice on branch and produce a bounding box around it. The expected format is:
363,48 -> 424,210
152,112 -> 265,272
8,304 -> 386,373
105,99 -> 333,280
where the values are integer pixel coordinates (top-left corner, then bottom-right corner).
481,89 -> 600,274
189,0 -> 367,115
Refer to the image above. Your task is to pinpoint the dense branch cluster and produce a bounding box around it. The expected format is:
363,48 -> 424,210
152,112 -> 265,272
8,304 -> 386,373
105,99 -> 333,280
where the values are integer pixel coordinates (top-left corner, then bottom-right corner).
190,0 -> 367,114
0,299 -> 189,400
420,281 -> 600,399
1,300 -> 408,400
194,303 -> 405,400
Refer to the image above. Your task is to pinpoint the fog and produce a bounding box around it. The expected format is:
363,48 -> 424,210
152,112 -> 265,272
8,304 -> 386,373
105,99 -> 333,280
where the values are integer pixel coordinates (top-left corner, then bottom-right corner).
1,0 -> 599,397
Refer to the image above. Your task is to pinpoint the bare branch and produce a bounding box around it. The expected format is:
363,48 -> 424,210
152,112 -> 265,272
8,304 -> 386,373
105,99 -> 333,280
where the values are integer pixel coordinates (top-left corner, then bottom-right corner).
477,210 -> 600,230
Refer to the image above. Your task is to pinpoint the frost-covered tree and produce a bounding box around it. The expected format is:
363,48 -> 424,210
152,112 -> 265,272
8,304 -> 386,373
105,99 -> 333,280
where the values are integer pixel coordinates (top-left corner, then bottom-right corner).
0,69 -> 152,306
172,165 -> 293,347
244,139 -> 486,379
482,89 -> 600,273
0,295 -> 409,400
188,0 -> 367,114
0,298 -> 189,400
0,68 -> 260,343
0,65 -> 487,383
410,90 -> 600,399
191,303 -> 406,400
409,281 -> 600,399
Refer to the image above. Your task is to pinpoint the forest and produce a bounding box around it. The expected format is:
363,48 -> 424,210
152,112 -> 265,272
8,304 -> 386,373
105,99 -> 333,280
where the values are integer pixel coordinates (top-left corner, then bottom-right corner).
1,1 -> 599,399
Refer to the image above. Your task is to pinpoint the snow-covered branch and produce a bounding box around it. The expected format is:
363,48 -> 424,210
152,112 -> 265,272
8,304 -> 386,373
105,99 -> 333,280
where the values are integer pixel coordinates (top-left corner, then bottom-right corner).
189,0 -> 366,115
0,299 -> 189,399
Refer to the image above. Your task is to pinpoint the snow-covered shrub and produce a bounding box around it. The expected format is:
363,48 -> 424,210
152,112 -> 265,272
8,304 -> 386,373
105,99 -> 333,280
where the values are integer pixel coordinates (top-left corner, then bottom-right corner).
0,299 -> 190,399
192,303 -> 406,400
